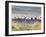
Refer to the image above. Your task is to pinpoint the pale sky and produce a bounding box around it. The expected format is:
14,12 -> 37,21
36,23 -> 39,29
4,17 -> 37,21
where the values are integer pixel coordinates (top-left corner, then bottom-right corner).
12,5 -> 41,18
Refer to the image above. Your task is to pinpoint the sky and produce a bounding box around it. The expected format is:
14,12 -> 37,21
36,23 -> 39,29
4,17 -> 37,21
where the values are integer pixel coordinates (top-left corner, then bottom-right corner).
12,5 -> 41,18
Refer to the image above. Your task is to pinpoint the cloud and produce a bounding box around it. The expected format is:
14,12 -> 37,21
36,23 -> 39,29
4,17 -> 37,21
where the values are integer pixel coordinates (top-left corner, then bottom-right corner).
12,6 -> 41,17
